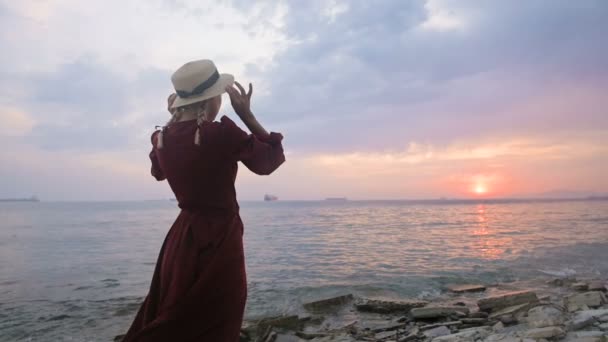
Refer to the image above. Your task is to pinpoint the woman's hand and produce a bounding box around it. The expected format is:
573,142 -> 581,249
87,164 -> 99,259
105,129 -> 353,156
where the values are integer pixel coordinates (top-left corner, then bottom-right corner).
167,93 -> 177,115
226,81 -> 253,119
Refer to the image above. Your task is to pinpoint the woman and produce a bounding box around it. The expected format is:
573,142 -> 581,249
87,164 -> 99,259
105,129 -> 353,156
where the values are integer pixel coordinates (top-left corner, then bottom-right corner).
123,60 -> 285,341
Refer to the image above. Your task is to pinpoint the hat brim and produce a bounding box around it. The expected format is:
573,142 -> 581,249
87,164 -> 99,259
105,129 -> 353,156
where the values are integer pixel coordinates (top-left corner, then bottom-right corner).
171,73 -> 234,109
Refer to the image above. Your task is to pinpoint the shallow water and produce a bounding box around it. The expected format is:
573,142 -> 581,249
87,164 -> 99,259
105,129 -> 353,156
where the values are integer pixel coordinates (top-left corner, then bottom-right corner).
1,200 -> 607,341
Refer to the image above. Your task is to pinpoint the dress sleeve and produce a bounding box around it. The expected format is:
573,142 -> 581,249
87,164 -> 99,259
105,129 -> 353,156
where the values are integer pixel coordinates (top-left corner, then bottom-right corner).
150,131 -> 166,181
221,116 -> 285,176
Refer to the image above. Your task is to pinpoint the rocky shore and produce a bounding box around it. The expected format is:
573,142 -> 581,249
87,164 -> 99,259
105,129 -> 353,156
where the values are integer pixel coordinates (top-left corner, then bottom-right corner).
240,278 -> 608,342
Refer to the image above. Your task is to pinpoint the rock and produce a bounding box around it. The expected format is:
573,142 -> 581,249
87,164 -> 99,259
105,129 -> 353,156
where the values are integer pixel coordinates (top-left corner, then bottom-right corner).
431,326 -> 491,341
397,331 -> 419,342
423,326 -> 451,339
371,323 -> 407,333
470,311 -> 490,319
527,305 -> 565,328
275,334 -> 305,342
309,333 -> 355,342
563,330 -> 607,341
565,292 -> 605,312
355,299 -> 427,314
446,284 -> 487,293
598,322 -> 608,331
478,291 -> 538,313
588,281 -> 606,292
489,303 -> 531,319
461,318 -> 488,325
411,306 -> 470,319
572,282 -> 590,291
524,326 -> 565,339
295,332 -> 328,340
303,294 -> 353,312
257,316 -> 302,331
375,330 -> 398,340
497,315 -> 517,325
568,314 -> 597,331
484,335 -> 523,342
420,321 -> 463,331
492,321 -> 505,333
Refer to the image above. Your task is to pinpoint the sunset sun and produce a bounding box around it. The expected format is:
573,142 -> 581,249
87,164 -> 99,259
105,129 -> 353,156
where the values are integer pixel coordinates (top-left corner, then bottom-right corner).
474,184 -> 488,195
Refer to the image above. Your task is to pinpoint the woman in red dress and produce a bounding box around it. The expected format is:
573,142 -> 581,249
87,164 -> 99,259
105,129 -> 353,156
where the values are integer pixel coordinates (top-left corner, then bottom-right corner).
122,60 -> 285,341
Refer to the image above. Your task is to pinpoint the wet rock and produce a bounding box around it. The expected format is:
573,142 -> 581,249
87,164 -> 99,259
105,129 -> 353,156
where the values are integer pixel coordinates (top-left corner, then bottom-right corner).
478,291 -> 538,313
303,294 -> 353,312
431,326 -> 491,341
524,326 -> 565,339
565,292 -> 605,312
411,306 -> 470,319
355,299 -> 427,314
489,303 -> 531,319
527,305 -> 565,328
423,326 -> 451,339
446,284 -> 487,293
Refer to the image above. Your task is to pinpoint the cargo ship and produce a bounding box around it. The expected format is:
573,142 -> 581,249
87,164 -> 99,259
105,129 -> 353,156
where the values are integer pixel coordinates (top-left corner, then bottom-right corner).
264,194 -> 278,201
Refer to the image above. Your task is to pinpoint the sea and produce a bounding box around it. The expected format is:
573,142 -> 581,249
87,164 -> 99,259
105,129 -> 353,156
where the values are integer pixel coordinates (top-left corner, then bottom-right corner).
1,199 -> 607,341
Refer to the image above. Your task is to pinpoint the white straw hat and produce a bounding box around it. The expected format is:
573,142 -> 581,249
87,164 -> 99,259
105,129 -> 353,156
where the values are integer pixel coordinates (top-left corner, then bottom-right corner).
170,59 -> 234,109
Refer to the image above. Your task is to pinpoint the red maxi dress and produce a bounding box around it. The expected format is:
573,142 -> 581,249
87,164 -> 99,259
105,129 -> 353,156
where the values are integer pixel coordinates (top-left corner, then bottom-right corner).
123,116 -> 285,342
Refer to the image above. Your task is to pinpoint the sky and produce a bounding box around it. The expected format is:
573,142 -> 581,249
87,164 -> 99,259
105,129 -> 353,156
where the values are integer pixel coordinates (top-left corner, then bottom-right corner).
0,0 -> 607,201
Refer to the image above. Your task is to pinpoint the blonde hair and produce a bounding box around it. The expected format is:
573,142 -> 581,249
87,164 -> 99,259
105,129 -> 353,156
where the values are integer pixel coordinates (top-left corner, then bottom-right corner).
156,100 -> 207,149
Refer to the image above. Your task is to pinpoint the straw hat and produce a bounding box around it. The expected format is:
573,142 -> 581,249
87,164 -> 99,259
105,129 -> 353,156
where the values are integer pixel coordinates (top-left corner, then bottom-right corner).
170,59 -> 234,109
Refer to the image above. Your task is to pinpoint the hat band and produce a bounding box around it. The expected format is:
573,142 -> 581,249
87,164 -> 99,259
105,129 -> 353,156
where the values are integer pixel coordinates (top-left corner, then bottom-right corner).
175,70 -> 220,98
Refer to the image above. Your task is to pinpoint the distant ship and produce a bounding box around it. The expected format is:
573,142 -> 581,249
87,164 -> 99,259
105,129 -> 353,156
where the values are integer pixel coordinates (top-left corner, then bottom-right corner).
264,194 -> 278,201
325,197 -> 347,201
0,196 -> 40,202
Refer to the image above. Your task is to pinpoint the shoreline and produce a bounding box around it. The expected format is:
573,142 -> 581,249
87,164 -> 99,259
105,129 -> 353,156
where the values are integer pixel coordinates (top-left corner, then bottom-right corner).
238,277 -> 608,342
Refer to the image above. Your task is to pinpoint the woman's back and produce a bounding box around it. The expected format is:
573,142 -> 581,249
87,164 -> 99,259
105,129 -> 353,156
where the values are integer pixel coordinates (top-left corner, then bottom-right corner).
150,116 -> 284,213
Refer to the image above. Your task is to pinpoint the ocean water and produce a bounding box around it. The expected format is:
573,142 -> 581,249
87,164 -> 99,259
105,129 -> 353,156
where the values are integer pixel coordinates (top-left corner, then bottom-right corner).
1,199 -> 607,341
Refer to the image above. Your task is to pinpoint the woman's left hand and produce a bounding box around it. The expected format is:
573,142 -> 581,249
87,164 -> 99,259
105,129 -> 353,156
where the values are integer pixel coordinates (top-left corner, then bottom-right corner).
226,81 -> 253,119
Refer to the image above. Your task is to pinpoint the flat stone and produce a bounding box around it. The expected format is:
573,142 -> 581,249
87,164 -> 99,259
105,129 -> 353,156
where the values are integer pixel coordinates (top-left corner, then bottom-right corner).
423,326 -> 451,339
420,321 -> 463,331
563,331 -> 607,341
489,303 -> 531,319
371,323 -> 407,333
446,284 -> 487,293
524,326 -> 565,339
355,299 -> 427,314
572,282 -> 590,291
374,330 -> 397,340
478,291 -> 538,313
411,306 -> 470,319
527,305 -> 565,328
431,326 -> 491,341
568,315 -> 597,331
565,292 -> 604,312
598,322 -> 608,331
588,281 -> 606,292
303,294 -> 353,311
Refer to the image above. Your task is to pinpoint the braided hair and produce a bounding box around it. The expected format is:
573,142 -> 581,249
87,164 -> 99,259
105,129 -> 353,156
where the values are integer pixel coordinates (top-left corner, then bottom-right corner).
156,101 -> 207,149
